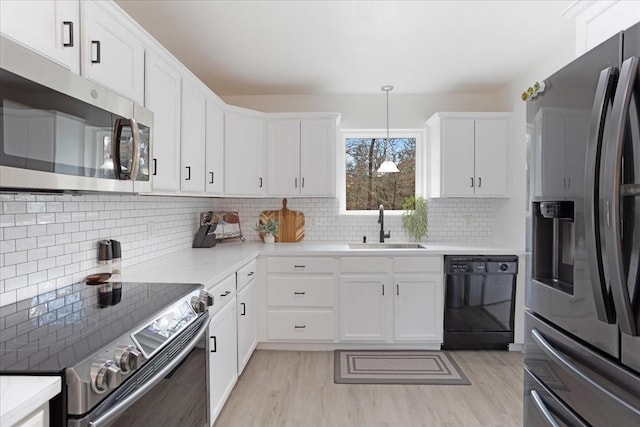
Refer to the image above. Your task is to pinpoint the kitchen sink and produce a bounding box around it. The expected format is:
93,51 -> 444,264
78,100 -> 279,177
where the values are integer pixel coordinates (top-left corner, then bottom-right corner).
348,243 -> 427,249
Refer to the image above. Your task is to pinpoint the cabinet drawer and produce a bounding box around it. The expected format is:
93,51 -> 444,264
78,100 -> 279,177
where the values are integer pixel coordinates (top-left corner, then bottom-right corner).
209,273 -> 236,315
267,257 -> 335,273
268,310 -> 334,340
267,276 -> 334,307
237,259 -> 257,291
340,257 -> 390,273
394,256 -> 442,273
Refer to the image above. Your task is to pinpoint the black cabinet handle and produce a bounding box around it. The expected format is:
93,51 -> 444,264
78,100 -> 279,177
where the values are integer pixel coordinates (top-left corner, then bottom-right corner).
470,177 -> 474,188
240,302 -> 246,316
302,177 -> 305,188
478,177 -> 482,188
247,271 -> 255,276
91,40 -> 101,63
382,284 -> 385,296
294,325 -> 306,329
153,158 -> 157,176
209,172 -> 214,184
63,21 -> 74,47
210,336 -> 217,352
221,290 -> 231,297
185,166 -> 191,180
294,291 -> 306,295
295,178 -> 298,188
396,284 -> 399,296
259,177 -> 263,188
294,265 -> 305,269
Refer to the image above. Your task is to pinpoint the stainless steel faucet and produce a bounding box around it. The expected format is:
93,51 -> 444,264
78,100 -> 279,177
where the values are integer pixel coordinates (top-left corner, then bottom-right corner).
378,204 -> 391,243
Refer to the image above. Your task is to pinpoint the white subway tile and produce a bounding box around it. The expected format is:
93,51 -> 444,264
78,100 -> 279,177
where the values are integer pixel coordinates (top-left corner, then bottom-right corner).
28,271 -> 48,285
15,238 -> 37,251
37,235 -> 56,248
2,202 -> 26,214
16,261 -> 38,276
26,202 -> 46,213
5,275 -> 28,291
14,214 -> 36,226
4,227 -> 26,240
37,213 -> 56,225
64,202 -> 79,212
1,265 -> 16,279
27,247 -> 47,262
28,225 -> 47,238
47,246 -> 64,258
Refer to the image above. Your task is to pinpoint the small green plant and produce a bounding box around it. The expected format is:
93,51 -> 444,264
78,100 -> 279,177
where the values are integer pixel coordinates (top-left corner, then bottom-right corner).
255,219 -> 279,236
402,196 -> 428,242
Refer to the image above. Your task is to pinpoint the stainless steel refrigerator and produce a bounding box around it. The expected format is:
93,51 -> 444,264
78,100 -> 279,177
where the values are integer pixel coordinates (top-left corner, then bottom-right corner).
525,22 -> 640,425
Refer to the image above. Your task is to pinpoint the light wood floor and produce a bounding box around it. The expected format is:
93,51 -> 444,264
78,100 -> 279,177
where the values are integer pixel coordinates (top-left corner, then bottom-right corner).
215,350 -> 524,427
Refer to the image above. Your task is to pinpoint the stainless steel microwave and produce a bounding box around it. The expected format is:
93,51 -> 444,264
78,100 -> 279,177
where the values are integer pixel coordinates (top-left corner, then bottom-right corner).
0,36 -> 152,193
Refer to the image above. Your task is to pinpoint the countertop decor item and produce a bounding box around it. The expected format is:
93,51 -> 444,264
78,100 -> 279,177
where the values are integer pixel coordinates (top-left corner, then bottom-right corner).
402,196 -> 428,241
201,211 -> 244,241
259,198 -> 305,242
255,219 -> 279,244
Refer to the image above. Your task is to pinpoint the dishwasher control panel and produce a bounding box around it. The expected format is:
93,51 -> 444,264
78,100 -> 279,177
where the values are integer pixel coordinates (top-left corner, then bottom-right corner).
446,256 -> 518,274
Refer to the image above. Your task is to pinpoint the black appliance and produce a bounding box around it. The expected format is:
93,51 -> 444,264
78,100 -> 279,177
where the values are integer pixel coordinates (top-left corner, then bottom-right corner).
525,21 -> 640,425
443,255 -> 518,350
0,281 -> 213,426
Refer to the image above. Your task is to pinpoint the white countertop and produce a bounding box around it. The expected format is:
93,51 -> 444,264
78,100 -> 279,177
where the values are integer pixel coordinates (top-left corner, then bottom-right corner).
0,376 -> 61,426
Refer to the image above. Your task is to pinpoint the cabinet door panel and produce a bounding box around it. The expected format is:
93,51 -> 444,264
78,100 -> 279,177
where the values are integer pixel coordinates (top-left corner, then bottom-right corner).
224,113 -> 263,195
441,119 -> 475,196
205,99 -> 225,194
180,80 -> 206,193
474,118 -> 508,196
83,1 -> 144,104
237,280 -> 257,375
146,52 -> 181,192
300,119 -> 335,196
208,301 -> 237,424
1,0 -> 79,73
394,275 -> 443,342
339,276 -> 388,341
267,120 -> 300,196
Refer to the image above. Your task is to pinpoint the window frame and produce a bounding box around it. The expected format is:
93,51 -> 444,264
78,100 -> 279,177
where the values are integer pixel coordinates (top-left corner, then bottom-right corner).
338,128 -> 426,216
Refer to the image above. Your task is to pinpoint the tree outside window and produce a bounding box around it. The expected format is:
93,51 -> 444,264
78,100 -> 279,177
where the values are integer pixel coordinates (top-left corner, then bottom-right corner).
345,137 -> 416,210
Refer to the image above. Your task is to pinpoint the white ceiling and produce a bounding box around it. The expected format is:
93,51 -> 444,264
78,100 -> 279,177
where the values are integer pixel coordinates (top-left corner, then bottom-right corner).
116,0 -> 575,96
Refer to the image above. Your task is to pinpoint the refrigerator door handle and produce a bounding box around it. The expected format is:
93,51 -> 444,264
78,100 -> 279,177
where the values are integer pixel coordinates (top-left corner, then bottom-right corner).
604,56 -> 639,336
530,390 -> 561,427
531,329 -> 630,406
585,66 -> 618,323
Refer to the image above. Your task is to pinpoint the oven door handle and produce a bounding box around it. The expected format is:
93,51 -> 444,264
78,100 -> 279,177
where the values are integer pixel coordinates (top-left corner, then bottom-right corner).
88,315 -> 211,427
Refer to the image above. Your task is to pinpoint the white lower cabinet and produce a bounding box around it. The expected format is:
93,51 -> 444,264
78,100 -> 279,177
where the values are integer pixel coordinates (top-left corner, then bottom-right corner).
265,257 -> 337,341
207,273 -> 237,425
237,278 -> 257,375
339,275 -> 390,341
339,256 -> 443,344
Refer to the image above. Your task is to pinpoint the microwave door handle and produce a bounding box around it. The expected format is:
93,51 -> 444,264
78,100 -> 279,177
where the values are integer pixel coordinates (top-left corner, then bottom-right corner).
129,118 -> 140,180
111,118 -> 125,179
604,56 -> 638,336
585,66 -> 618,323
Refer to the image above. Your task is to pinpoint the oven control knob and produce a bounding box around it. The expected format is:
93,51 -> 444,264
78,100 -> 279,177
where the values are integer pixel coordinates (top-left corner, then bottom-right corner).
499,263 -> 509,272
191,291 -> 214,313
91,360 -> 122,394
115,345 -> 142,373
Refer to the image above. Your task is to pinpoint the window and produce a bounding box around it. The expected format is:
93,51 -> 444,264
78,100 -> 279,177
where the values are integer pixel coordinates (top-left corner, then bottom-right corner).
341,130 -> 424,212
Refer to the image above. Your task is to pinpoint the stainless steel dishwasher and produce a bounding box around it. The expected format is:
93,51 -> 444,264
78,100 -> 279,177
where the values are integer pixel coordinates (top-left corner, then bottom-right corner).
443,255 -> 518,350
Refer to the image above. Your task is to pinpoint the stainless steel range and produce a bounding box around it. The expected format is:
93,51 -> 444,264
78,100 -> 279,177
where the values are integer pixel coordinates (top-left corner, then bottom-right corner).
0,281 -> 213,426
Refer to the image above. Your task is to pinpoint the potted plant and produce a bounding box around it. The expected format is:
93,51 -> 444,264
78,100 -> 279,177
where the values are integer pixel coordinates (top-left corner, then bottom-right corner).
255,219 -> 279,243
401,196 -> 428,242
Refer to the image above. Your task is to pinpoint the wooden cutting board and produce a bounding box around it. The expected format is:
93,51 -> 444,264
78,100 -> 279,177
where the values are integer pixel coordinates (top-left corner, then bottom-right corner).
259,198 -> 305,242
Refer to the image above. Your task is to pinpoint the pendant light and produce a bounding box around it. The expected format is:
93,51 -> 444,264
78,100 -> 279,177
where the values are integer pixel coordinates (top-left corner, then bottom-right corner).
377,85 -> 400,174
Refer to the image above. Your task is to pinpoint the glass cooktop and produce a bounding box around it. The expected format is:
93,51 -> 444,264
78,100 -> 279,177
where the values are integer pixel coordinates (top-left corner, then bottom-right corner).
0,281 -> 202,373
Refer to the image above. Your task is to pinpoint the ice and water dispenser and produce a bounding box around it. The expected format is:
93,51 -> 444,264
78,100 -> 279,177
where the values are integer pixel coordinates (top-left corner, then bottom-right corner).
532,201 -> 575,294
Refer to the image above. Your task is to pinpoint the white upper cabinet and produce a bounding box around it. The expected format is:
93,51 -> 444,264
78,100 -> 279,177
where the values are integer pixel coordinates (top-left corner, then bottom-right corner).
145,51 -> 181,192
224,111 -> 264,196
427,112 -> 510,198
266,116 -> 338,197
205,99 -> 225,195
180,79 -> 206,193
1,0 -> 80,73
81,1 -> 145,105
300,118 -> 337,196
267,120 -> 301,196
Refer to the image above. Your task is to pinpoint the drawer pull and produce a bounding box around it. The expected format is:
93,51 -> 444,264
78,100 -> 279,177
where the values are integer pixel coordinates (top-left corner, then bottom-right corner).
221,290 -> 231,297
247,271 -> 255,276
294,265 -> 306,268
294,325 -> 306,329
396,284 -> 399,296
210,336 -> 217,352
294,291 -> 306,295
240,302 -> 246,316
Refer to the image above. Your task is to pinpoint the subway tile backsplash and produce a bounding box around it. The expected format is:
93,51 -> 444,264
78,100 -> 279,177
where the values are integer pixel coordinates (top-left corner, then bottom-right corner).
0,193 -> 493,307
